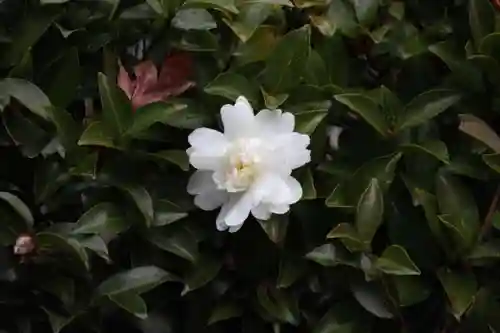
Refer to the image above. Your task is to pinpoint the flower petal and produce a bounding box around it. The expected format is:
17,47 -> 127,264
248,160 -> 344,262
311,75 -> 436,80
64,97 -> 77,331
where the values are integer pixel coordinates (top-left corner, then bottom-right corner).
217,192 -> 253,229
187,128 -> 228,170
251,203 -> 272,220
133,61 -> 158,95
255,109 -> 294,136
284,175 -> 303,204
188,171 -> 227,210
220,96 -> 255,139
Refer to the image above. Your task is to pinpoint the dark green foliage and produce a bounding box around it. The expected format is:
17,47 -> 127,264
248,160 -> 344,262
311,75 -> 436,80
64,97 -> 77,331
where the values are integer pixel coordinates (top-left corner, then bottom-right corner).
2,0 -> 500,332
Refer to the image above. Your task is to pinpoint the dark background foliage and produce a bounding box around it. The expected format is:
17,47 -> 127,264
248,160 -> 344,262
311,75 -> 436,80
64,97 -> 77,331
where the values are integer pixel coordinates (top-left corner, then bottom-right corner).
1,0 -> 500,332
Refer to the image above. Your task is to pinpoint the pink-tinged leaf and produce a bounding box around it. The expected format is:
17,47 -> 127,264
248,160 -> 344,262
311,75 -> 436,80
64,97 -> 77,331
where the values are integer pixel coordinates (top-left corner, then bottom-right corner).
155,52 -> 195,97
118,52 -> 196,111
117,66 -> 135,99
133,61 -> 159,98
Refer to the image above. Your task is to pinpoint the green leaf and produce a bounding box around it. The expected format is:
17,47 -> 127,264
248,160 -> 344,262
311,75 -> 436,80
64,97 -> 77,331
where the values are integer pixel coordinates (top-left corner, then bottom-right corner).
208,302 -> 243,325
172,8 -> 217,30
44,48 -> 80,109
37,232 -> 89,272
97,72 -> 133,138
153,199 -> 188,226
3,110 -> 51,158
459,114 -> 500,153
395,90 -> 461,131
399,140 -> 450,164
0,78 -> 51,120
469,0 -> 495,47
223,3 -> 272,42
277,256 -> 307,288
130,100 -> 211,131
257,214 -> 289,245
204,72 -> 259,103
299,168 -> 316,200
351,282 -> 393,319
256,285 -> 300,325
109,292 -> 148,319
145,0 -> 170,16
326,153 -> 402,208
1,12 -> 57,67
394,276 -> 430,307
182,255 -> 222,295
80,235 -> 110,262
149,150 -> 189,171
356,179 -> 384,244
184,0 -> 238,13
262,25 -> 310,93
117,184 -> 154,227
47,107 -> 81,152
436,171 -> 480,250
293,108 -> 329,135
148,227 -> 199,262
0,192 -> 33,228
96,266 -> 177,297
42,308 -> 73,333
352,0 -> 379,26
438,268 -> 477,319
305,243 -> 336,266
483,153 -> 500,173
310,0 -> 358,37
334,94 -> 389,136
78,121 -> 115,148
327,223 -> 366,252
375,245 -> 421,276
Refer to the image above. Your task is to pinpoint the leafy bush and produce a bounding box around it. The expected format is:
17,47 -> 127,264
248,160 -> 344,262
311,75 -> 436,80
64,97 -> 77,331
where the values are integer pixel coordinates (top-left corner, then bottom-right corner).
2,0 -> 500,332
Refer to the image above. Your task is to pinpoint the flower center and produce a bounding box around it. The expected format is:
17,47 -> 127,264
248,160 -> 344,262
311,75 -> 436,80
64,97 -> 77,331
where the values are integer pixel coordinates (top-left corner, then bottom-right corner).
215,138 -> 264,192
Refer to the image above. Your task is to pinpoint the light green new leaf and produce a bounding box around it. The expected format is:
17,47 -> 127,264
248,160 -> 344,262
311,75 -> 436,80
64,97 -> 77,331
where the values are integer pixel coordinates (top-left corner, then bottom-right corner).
184,0 -> 238,13
223,3 -> 273,42
375,245 -> 421,276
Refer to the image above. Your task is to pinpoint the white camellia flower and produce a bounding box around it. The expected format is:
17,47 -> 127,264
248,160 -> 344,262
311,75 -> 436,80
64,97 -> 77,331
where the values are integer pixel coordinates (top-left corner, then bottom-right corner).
186,96 -> 311,232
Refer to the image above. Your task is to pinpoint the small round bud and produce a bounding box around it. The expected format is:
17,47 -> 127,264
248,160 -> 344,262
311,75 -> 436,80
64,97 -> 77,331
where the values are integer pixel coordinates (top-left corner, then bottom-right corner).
13,234 -> 35,255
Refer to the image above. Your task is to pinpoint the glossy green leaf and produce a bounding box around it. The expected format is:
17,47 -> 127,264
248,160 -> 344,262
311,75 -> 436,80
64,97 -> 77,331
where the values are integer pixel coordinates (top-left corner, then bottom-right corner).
172,8 -> 217,30
257,214 -> 288,245
438,268 -> 477,318
351,282 -> 393,319
96,266 -> 177,297
150,150 -> 189,171
98,72 -> 133,138
396,90 -> 461,131
204,72 -> 259,103
182,255 -> 222,295
399,140 -> 450,164
256,285 -> 300,325
459,114 -> 500,153
469,0 -> 495,47
262,25 -> 310,93
37,232 -> 89,271
72,203 -> 129,237
352,0 -> 379,26
109,292 -> 148,319
223,3 -> 272,42
184,0 -> 238,13
356,179 -> 384,244
208,302 -> 243,325
0,192 -> 33,227
305,243 -> 336,266
394,276 -> 430,307
78,121 -> 115,148
436,172 -> 480,250
334,94 -> 389,136
327,223 -> 366,252
148,227 -> 199,262
153,199 -> 188,226
375,245 -> 421,276
0,78 -> 51,120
